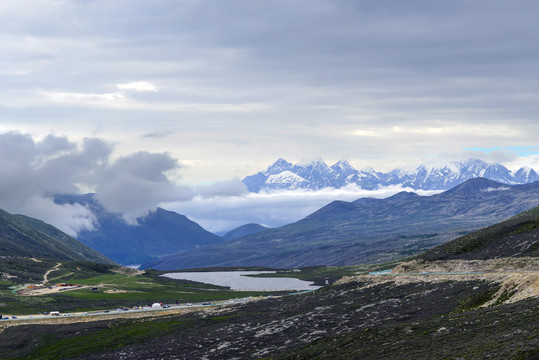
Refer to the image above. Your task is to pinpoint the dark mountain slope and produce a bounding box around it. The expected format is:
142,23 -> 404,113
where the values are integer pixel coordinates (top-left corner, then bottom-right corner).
55,194 -> 224,265
0,209 -> 114,264
418,205 -> 539,261
142,179 -> 539,270
222,223 -> 269,240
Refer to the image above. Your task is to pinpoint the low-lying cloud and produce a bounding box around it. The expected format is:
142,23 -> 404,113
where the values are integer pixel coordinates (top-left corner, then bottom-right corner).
3,131 -> 532,239
0,132 -> 195,235
166,185 -> 441,234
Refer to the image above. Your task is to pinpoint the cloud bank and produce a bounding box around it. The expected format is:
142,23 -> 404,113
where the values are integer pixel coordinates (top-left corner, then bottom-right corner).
1,131 -> 537,237
166,185 -> 441,234
0,132 -> 193,235
1,1 -> 538,184
0,131 -> 446,237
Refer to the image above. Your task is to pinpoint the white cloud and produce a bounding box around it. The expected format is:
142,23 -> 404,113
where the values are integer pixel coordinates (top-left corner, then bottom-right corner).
503,154 -> 539,172
166,185 -> 441,233
39,90 -> 126,104
19,196 -> 97,237
117,81 -> 158,92
1,89 -> 269,113
196,179 -> 248,198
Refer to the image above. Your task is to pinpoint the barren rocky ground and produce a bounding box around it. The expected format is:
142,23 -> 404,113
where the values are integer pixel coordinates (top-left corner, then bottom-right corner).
1,271 -> 537,359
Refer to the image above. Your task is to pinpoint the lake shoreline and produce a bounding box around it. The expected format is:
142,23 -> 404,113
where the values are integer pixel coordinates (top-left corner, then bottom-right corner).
162,270 -> 321,291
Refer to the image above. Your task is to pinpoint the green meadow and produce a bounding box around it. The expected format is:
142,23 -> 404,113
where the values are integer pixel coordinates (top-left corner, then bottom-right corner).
0,259 -> 288,315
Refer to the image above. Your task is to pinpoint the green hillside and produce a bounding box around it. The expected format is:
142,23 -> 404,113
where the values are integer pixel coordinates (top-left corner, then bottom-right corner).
418,205 -> 539,261
0,209 -> 114,264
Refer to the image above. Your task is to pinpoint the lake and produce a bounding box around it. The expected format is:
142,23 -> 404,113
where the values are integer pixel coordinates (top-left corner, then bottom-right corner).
161,271 -> 321,291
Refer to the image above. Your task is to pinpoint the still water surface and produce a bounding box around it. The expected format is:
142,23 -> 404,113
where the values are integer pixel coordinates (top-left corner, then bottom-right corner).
162,271 -> 320,291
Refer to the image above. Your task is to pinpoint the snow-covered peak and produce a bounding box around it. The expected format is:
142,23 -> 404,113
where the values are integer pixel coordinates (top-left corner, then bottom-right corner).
264,158 -> 293,175
331,160 -> 357,174
359,166 -> 376,173
513,166 -> 539,183
242,157 -> 538,193
266,171 -> 309,190
296,156 -> 326,167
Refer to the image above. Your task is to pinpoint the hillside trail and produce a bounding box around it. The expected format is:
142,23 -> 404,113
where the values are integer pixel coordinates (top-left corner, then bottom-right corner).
43,262 -> 62,284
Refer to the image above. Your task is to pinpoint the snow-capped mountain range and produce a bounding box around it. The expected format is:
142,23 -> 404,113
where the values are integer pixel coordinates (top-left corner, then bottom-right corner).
242,158 -> 539,192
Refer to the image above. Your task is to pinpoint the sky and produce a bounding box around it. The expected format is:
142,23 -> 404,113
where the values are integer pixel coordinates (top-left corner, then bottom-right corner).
1,0 -> 539,234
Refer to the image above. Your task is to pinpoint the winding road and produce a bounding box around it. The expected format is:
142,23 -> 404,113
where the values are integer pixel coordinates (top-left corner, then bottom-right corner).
43,263 -> 62,284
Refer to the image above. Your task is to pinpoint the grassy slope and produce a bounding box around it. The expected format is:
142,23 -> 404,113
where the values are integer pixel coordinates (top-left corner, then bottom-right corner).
0,209 -> 114,264
14,215 -> 114,265
0,260 -> 287,315
418,205 -> 539,261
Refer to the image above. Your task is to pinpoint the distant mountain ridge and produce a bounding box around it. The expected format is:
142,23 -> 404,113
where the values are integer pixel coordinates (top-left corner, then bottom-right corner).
142,178 -> 539,270
242,158 -> 539,192
54,194 -> 224,265
222,223 -> 269,241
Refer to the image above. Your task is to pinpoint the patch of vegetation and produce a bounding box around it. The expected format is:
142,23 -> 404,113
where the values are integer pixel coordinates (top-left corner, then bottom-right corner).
0,258 -> 58,284
454,285 -> 500,312
248,261 -> 404,286
10,318 -> 194,360
0,260 -> 289,315
2,277 -> 536,360
493,285 -> 518,306
418,205 -> 539,261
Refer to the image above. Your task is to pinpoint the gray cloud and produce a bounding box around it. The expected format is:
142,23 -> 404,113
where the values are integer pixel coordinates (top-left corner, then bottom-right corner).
196,179 -> 248,198
0,130 -> 535,237
0,0 -> 538,184
94,151 -> 195,222
0,132 -> 196,232
142,131 -> 173,139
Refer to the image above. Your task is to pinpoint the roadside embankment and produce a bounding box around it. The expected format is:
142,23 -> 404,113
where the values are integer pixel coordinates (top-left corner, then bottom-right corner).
337,257 -> 539,307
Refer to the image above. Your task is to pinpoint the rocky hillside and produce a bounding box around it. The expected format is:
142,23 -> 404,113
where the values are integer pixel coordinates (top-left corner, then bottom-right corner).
2,272 -> 537,359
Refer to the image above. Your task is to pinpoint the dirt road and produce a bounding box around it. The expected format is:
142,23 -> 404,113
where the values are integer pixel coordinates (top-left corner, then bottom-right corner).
43,262 -> 61,284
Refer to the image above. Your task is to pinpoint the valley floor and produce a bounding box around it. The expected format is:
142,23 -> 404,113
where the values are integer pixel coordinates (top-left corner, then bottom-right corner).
1,261 -> 538,359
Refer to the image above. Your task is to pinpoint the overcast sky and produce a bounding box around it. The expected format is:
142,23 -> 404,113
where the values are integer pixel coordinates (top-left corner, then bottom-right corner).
1,0 -> 539,233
